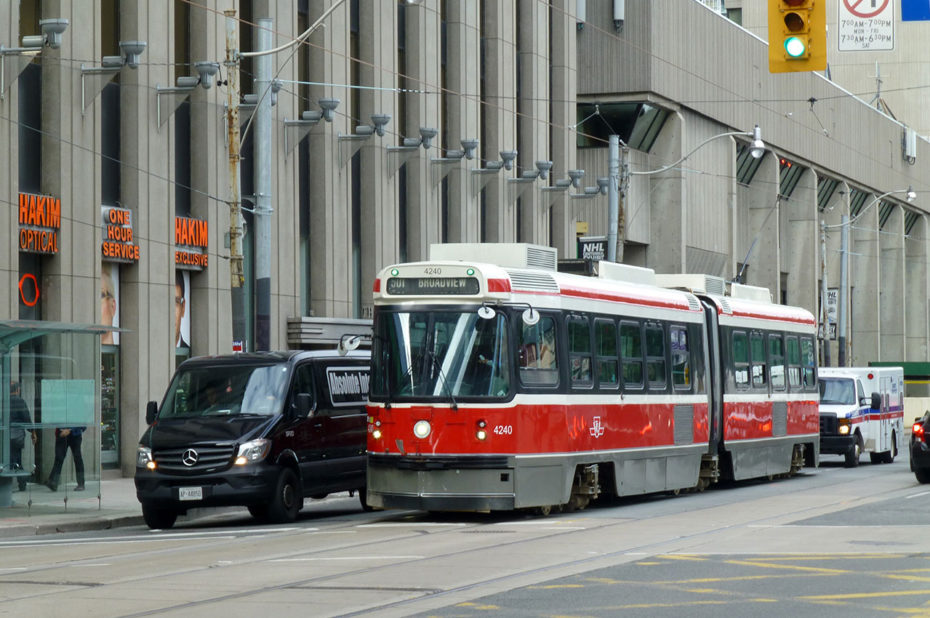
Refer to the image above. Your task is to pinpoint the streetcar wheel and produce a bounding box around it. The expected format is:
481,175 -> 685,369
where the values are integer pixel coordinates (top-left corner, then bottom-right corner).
534,505 -> 552,517
845,435 -> 862,468
266,468 -> 301,523
142,504 -> 178,530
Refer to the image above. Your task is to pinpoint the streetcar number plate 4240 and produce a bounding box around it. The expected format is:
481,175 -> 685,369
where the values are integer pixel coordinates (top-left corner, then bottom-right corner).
179,487 -> 203,501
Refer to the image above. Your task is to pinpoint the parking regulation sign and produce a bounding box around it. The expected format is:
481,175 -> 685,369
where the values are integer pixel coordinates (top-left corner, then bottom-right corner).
839,0 -> 894,51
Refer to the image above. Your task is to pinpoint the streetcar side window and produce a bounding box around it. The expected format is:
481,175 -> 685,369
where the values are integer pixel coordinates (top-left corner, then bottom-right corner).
620,321 -> 644,390
786,335 -> 801,388
800,337 -> 817,389
768,334 -> 786,390
595,319 -> 619,390
568,316 -> 593,386
645,323 -> 667,391
732,330 -> 750,389
670,325 -> 691,391
750,332 -> 766,388
518,316 -> 559,387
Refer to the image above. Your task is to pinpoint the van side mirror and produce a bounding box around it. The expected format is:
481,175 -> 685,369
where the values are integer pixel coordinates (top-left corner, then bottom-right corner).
871,392 -> 882,410
295,393 -> 314,417
146,401 -> 158,425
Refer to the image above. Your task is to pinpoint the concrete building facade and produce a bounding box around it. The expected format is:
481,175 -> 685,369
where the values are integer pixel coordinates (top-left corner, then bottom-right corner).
2,0 -> 929,480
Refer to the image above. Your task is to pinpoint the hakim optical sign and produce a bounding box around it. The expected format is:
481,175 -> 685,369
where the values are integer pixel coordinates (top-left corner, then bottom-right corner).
768,0 -> 827,73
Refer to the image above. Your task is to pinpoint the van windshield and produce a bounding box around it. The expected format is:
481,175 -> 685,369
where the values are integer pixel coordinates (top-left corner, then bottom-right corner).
819,377 -> 856,405
159,363 -> 290,418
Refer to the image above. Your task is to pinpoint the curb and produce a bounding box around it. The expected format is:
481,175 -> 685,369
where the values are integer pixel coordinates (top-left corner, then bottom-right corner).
0,514 -> 144,539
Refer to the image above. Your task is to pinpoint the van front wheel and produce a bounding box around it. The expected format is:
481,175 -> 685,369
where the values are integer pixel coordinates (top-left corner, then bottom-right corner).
267,468 -> 301,523
142,504 -> 178,530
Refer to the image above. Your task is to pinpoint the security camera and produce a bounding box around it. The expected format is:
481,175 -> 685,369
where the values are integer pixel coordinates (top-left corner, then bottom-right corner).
176,76 -> 200,89
355,125 -> 375,136
119,40 -> 147,69
302,110 -> 323,122
535,160 -> 553,180
371,114 -> 391,137
596,177 -> 610,195
567,169 -> 585,188
419,127 -> 438,149
195,61 -> 219,89
20,35 -> 45,49
500,150 -> 518,171
101,56 -> 123,68
318,97 -> 340,122
39,18 -> 69,49
461,138 -> 479,160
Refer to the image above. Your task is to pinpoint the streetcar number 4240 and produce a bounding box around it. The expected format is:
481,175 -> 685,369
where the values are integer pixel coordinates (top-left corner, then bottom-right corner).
493,425 -> 513,435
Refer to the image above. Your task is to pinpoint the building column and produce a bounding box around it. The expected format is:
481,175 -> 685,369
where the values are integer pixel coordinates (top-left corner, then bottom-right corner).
443,2 -> 481,244
820,181 -> 850,366
737,150 -> 779,293
117,1 -> 175,475
880,206 -> 905,360
906,215 -> 930,361
308,0 -> 352,317
359,1 -> 400,318
784,171 -> 817,309
480,0 -> 517,243
548,0 -> 577,257
516,0 -> 550,245
403,4 -> 442,261
850,195 -> 881,366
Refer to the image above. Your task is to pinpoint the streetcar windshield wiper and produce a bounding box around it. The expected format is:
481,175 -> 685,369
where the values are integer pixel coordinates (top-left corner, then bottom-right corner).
426,350 -> 458,411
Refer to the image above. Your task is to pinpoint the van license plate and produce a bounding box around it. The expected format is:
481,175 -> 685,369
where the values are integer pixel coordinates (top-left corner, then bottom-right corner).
179,487 -> 203,501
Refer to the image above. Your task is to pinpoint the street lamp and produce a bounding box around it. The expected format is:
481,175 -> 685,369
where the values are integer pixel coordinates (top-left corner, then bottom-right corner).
821,186 -> 916,366
607,126 -> 765,263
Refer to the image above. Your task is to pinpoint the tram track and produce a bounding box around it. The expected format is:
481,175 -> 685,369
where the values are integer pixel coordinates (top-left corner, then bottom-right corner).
0,462 -> 913,616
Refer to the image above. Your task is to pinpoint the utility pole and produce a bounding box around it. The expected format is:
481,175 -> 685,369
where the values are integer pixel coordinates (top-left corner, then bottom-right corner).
225,10 -> 247,351
254,19 -> 272,351
838,216 -> 849,366
820,222 -> 831,367
607,136 -> 619,263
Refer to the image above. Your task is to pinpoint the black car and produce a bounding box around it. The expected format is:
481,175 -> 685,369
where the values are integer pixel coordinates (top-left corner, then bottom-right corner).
910,412 -> 930,483
135,350 -> 371,529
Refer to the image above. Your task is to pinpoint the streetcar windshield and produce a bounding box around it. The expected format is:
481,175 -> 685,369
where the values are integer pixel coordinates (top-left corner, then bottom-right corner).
819,377 -> 855,406
371,310 -> 511,399
159,363 -> 290,418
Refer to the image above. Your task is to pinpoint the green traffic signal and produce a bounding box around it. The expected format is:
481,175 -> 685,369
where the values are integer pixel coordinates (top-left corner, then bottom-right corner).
784,36 -> 806,58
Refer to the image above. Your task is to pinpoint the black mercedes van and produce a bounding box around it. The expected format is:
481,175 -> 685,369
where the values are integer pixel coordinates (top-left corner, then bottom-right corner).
135,350 -> 370,529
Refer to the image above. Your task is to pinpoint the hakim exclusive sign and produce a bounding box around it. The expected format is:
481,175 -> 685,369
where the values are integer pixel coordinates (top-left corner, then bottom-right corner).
19,192 -> 61,254
175,216 -> 209,270
101,205 -> 141,263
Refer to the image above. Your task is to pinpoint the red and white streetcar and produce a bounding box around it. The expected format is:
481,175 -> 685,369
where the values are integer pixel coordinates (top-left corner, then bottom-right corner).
365,244 -> 819,514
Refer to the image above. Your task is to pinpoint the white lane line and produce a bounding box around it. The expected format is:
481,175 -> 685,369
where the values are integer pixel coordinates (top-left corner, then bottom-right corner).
0,527 -> 306,547
358,523 -> 466,528
906,491 -> 930,500
270,555 -> 425,562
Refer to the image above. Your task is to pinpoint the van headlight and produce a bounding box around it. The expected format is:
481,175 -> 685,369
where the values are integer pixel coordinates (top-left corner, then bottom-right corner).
838,419 -> 851,435
137,446 -> 155,470
235,439 -> 271,465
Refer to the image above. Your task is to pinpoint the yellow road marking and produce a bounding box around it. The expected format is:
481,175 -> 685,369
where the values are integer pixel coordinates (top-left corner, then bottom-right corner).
800,590 -> 930,601
725,559 -> 850,575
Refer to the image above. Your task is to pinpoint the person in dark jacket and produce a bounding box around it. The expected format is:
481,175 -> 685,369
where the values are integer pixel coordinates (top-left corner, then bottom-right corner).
45,426 -> 86,491
9,382 -> 36,491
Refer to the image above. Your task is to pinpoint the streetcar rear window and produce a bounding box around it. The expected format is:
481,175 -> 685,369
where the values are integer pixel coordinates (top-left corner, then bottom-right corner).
732,331 -> 750,388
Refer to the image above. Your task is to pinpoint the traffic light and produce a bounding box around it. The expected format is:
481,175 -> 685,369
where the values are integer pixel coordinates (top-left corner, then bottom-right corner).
768,0 -> 826,73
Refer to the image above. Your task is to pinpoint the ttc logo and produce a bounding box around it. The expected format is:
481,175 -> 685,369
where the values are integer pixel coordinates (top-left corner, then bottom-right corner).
590,416 -> 605,439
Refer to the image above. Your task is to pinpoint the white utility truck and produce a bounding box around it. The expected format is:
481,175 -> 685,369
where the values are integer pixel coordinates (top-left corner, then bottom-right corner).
818,366 -> 904,467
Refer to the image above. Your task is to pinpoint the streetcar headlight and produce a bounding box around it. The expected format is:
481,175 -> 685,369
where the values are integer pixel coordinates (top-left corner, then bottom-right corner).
234,438 -> 271,465
137,446 -> 155,470
476,429 -> 487,441
838,419 -> 851,435
372,429 -> 382,440
413,420 -> 431,439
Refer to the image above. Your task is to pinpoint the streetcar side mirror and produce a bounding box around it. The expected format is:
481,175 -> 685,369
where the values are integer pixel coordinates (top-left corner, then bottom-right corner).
146,401 -> 158,425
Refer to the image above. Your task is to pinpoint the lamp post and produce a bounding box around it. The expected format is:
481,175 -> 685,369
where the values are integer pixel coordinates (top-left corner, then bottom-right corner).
609,126 -> 764,263
821,186 -> 916,366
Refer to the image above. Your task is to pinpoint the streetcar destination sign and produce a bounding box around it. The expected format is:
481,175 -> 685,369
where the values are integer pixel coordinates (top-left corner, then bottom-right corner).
386,277 -> 480,295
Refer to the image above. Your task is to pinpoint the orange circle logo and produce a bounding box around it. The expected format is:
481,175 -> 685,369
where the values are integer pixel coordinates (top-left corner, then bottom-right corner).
19,273 -> 39,307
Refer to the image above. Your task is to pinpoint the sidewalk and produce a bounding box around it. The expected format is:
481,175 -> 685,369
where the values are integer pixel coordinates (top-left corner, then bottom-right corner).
0,477 -> 144,538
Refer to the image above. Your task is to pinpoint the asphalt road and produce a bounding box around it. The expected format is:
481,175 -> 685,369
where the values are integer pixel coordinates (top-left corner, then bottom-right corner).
0,455 -> 927,617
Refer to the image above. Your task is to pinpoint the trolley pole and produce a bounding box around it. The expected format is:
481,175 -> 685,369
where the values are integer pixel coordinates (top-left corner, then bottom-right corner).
225,10 -> 247,351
